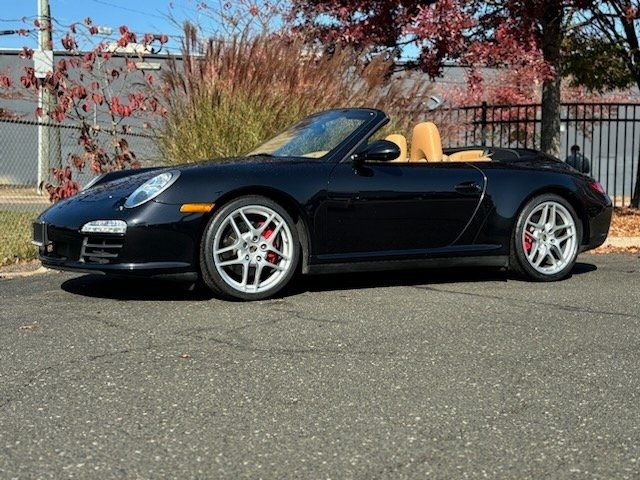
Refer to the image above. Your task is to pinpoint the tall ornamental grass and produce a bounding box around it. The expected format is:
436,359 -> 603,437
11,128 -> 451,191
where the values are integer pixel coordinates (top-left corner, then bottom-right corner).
158,24 -> 433,163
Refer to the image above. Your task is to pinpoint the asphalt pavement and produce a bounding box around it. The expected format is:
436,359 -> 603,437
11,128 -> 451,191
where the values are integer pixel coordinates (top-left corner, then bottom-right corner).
1,254 -> 639,479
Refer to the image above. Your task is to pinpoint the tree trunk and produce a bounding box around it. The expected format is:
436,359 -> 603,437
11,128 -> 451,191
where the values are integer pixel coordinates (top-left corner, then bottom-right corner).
540,76 -> 561,156
539,2 -> 564,157
632,72 -> 640,207
632,154 -> 640,208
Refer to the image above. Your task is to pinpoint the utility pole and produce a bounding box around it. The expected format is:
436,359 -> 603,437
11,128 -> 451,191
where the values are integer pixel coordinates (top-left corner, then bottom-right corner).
36,0 -> 54,193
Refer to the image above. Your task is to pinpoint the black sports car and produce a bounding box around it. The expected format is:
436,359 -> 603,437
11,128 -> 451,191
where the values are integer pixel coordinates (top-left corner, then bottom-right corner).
33,108 -> 612,300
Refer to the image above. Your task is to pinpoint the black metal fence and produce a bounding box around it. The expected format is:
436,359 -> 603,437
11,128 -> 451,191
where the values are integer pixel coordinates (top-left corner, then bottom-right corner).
432,102 -> 640,207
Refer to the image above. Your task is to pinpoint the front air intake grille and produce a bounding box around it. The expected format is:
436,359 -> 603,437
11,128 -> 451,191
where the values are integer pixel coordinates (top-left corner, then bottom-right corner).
80,236 -> 124,264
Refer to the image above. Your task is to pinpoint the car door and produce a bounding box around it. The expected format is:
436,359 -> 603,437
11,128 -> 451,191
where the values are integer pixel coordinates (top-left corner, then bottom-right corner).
320,160 -> 486,260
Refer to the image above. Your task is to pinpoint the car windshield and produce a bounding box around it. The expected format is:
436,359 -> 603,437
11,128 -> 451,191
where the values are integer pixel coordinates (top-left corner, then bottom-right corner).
249,110 -> 371,159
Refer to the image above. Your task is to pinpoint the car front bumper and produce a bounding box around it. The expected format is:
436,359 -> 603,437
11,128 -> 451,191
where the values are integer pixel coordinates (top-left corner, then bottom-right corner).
35,200 -> 206,281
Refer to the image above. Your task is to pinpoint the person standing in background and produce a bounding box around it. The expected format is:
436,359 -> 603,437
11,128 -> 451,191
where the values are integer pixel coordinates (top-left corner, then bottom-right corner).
565,145 -> 591,174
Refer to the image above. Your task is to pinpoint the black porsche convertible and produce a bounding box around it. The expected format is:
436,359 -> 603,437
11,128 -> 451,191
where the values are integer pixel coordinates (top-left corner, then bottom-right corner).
33,108 -> 612,300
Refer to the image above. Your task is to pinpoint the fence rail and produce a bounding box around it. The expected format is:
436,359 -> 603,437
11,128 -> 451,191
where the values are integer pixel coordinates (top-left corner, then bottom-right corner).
432,102 -> 640,207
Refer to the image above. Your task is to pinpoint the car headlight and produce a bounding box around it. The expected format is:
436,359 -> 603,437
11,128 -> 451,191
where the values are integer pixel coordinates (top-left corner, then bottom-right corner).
124,171 -> 179,208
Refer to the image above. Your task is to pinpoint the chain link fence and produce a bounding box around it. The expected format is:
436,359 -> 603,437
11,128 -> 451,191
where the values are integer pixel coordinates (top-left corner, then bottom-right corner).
0,118 -> 163,265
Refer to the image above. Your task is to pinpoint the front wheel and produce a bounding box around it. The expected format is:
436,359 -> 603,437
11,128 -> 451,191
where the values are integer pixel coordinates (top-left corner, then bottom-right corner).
511,194 -> 582,282
200,196 -> 300,300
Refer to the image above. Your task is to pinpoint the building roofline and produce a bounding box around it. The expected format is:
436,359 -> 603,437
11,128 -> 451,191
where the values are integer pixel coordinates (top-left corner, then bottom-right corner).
0,48 -> 181,60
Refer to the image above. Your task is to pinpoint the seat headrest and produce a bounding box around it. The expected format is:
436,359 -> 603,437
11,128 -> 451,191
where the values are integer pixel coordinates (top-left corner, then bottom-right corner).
385,134 -> 408,162
411,122 -> 443,162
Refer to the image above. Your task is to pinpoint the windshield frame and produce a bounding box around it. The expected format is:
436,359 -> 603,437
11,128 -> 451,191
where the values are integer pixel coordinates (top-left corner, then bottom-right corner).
248,108 -> 387,163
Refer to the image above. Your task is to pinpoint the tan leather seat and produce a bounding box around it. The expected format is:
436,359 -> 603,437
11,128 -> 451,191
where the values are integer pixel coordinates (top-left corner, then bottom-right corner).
385,134 -> 408,162
410,122 -> 444,162
447,150 -> 491,162
410,122 -> 492,162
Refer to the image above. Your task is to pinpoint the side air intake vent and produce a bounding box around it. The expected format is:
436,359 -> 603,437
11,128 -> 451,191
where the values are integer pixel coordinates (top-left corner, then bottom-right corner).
80,236 -> 124,264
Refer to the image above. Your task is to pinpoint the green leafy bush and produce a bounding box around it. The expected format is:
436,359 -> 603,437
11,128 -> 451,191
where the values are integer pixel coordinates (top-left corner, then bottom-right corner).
0,211 -> 37,265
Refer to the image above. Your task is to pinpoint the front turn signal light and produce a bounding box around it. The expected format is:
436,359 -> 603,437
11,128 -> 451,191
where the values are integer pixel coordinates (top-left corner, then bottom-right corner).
180,203 -> 215,213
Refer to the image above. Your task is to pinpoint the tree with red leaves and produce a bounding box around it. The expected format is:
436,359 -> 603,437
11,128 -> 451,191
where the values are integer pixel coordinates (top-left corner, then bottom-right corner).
572,1 -> 640,207
289,0 -> 606,156
1,18 -> 168,202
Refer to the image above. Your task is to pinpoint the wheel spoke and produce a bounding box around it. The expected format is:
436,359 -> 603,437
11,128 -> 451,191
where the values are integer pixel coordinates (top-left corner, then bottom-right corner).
546,250 -> 558,267
265,261 -> 285,271
556,232 -> 573,243
268,221 -> 284,241
215,244 -> 238,256
258,213 -> 276,234
253,263 -> 264,288
240,262 -> 249,290
228,216 -> 242,237
540,204 -> 549,225
551,244 -> 564,260
239,209 -> 254,231
217,258 -> 242,267
533,247 -> 546,267
529,220 -> 544,229
268,246 -> 288,260
527,241 -> 540,262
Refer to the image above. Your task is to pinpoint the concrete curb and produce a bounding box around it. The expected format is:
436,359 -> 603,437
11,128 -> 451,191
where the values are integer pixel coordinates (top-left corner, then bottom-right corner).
0,266 -> 50,280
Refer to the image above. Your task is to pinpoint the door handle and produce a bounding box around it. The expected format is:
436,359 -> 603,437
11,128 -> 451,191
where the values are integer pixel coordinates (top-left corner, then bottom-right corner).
455,181 -> 482,195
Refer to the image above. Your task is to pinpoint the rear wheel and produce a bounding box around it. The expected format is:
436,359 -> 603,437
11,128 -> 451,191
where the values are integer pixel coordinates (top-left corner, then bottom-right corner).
511,194 -> 582,282
200,196 -> 300,300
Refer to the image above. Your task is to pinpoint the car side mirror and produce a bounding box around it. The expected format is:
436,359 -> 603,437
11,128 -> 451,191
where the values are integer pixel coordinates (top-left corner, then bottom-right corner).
354,140 -> 400,163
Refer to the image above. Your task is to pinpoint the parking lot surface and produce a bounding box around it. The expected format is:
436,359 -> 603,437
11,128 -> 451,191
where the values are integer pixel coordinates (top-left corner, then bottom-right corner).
1,253 -> 639,479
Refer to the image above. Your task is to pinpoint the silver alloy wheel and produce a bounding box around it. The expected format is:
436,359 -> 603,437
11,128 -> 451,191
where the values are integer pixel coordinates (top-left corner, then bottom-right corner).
522,201 -> 578,275
212,205 -> 294,294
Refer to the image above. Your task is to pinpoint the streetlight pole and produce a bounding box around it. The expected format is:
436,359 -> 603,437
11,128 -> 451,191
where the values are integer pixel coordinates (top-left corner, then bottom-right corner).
36,0 -> 53,193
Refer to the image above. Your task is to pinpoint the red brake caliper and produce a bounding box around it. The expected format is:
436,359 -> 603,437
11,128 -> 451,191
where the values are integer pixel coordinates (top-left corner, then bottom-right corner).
258,222 -> 278,264
524,229 -> 534,252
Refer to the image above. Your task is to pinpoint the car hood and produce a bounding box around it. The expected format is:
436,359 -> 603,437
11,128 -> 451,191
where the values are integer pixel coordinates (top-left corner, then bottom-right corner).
50,155 -> 313,207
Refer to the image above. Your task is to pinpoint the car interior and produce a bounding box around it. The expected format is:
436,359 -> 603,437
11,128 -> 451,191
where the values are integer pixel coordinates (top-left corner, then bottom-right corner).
384,122 -> 492,163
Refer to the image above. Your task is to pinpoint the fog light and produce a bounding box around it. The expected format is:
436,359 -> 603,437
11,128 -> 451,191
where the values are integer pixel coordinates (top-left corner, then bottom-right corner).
80,220 -> 127,234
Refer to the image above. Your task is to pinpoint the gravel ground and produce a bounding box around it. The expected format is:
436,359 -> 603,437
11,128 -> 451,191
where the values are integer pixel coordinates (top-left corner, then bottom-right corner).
1,253 -> 639,479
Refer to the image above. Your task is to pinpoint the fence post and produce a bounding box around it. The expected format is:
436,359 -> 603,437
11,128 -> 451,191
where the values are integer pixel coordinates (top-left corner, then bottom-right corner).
480,101 -> 488,147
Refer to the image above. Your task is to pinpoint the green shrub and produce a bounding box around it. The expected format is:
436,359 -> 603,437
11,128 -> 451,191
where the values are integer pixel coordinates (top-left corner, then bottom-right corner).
0,211 -> 37,265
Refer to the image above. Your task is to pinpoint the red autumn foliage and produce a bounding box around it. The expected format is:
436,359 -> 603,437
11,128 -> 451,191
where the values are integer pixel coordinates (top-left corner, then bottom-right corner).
287,0 -> 596,105
1,19 -> 170,201
45,166 -> 80,202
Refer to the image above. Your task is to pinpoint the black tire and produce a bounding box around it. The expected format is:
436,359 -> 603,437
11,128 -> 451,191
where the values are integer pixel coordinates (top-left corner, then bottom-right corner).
200,195 -> 300,301
510,193 -> 582,282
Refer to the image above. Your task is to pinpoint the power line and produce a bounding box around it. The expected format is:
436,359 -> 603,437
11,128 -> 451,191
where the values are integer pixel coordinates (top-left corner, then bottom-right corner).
88,0 -> 167,21
0,29 -> 35,36
0,16 -> 38,23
